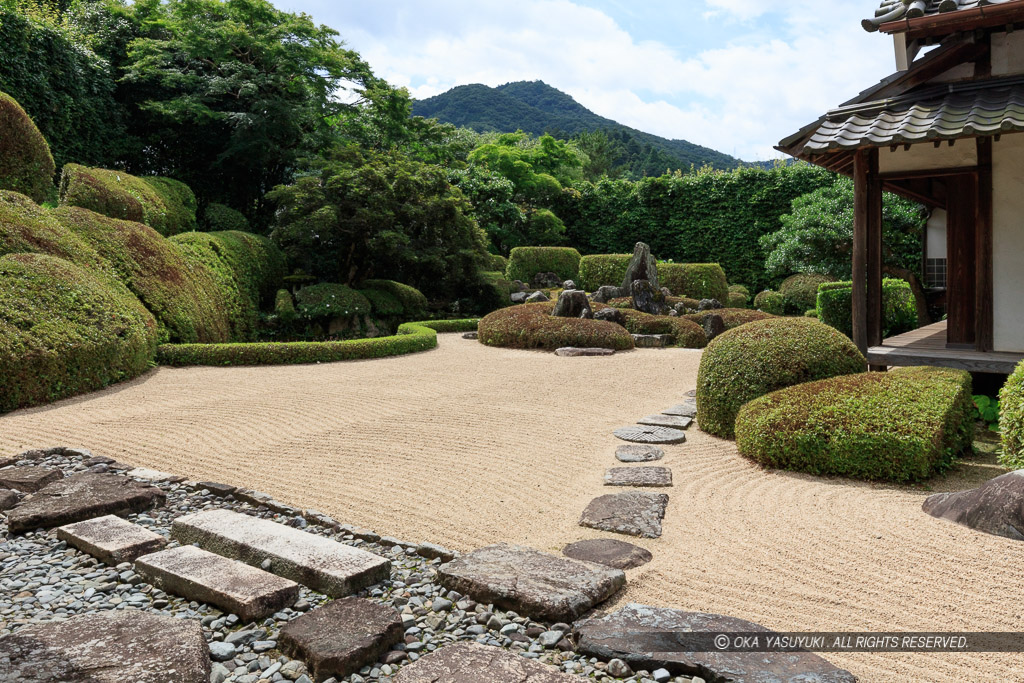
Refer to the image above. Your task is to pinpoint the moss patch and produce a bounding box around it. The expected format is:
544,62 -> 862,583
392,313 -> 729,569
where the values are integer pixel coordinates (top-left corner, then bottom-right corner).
0,91 -> 55,204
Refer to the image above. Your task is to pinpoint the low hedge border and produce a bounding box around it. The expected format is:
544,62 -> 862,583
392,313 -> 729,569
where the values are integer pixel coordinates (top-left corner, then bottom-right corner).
155,319 -> 480,367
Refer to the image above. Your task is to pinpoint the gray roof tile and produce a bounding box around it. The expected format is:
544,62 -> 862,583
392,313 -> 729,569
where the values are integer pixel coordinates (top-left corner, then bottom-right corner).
863,0 -> 1015,32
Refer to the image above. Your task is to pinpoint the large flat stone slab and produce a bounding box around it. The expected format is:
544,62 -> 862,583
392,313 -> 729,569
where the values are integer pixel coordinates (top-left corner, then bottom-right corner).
56,515 -> 168,565
662,403 -> 697,418
0,465 -> 61,492
436,543 -> 624,623
631,333 -> 674,348
579,492 -> 669,539
574,603 -> 856,683
393,643 -> 577,682
923,470 -> 1024,540
604,466 -> 673,487
615,445 -> 664,462
136,545 -> 299,621
613,425 -> 686,444
279,597 -> 403,681
554,347 -> 615,357
562,539 -> 653,570
172,509 -> 390,597
637,414 -> 692,430
0,610 -> 210,682
6,472 -> 166,534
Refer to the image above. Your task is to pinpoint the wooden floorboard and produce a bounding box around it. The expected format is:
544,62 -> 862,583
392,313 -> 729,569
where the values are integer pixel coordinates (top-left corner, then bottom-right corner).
868,320 -> 1023,374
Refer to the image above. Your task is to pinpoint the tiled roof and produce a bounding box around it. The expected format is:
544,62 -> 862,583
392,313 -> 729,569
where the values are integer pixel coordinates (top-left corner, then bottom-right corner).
863,0 -> 1016,32
797,78 -> 1024,153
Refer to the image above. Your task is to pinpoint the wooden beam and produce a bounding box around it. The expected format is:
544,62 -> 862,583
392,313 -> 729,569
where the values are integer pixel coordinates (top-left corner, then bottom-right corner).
853,149 -> 870,356
880,5 -> 1024,40
874,38 -> 987,100
878,165 -> 980,181
867,149 -> 885,361
976,136 -> 994,352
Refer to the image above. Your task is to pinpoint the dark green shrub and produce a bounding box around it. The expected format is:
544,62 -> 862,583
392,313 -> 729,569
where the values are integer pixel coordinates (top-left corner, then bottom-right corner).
611,307 -> 705,348
359,288 -> 404,316
360,279 -> 428,317
735,367 -> 974,482
0,253 -> 158,414
274,289 -> 297,323
0,191 -> 105,267
0,91 -> 55,203
682,308 -> 774,331
696,317 -> 866,438
578,254 -> 631,291
780,273 -> 835,313
295,284 -> 371,320
754,290 -> 784,315
816,278 -> 917,338
505,246 -> 581,282
419,319 -> 479,333
727,291 -> 748,308
490,253 -> 509,273
658,263 -> 728,301
59,164 -> 192,236
999,360 -> 1024,469
143,177 -> 197,232
479,302 -> 634,350
729,284 -> 750,297
202,203 -> 249,232
52,206 -> 231,344
805,309 -> 818,318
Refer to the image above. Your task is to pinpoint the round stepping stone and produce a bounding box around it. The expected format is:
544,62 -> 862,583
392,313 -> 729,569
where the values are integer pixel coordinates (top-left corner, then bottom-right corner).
579,492 -> 669,539
604,467 -> 673,488
562,539 -> 653,570
615,445 -> 664,463
662,404 -> 697,418
613,425 -> 686,444
637,414 -> 692,430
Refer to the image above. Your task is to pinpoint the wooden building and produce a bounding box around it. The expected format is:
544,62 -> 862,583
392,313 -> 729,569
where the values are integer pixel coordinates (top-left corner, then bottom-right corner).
778,0 -> 1024,373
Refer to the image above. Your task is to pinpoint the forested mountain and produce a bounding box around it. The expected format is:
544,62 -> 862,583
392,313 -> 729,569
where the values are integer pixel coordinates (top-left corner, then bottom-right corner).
412,80 -> 742,176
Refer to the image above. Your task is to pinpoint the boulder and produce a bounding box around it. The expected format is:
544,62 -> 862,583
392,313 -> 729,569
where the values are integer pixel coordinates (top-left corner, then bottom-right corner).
531,272 -> 562,289
703,314 -> 726,341
592,285 -> 622,304
593,307 -> 625,326
552,290 -> 592,319
922,470 -> 1024,540
697,298 -> 724,311
562,280 -> 577,291
511,292 -> 528,304
579,492 -> 669,538
631,279 -> 666,315
526,290 -> 550,303
620,242 -> 658,294
562,539 -> 653,570
394,643 -> 576,682
0,488 -> 21,511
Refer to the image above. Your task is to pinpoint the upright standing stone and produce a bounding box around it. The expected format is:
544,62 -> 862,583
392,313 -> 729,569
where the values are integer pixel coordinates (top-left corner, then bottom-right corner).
394,643 -> 578,682
56,515 -> 168,565
0,466 -> 61,492
703,313 -> 726,341
620,242 -> 658,295
551,290 -> 592,319
631,279 -> 667,315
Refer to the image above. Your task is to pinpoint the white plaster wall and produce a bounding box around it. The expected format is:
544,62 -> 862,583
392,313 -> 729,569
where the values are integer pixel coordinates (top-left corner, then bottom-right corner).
878,142 -> 977,173
991,31 -> 1024,77
993,133 -> 1024,352
926,209 -> 946,260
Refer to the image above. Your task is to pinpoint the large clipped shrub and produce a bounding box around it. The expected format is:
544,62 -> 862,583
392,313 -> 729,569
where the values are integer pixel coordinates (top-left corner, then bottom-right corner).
0,91 -> 55,203
682,308 -> 774,331
52,206 -> 231,344
727,291 -> 748,308
817,278 -> 917,338
0,191 -> 106,266
295,284 -> 371,320
657,263 -> 729,301
696,317 -> 867,438
735,367 -> 974,482
490,253 -> 509,273
360,279 -> 428,317
612,308 -> 706,348
0,253 -> 158,414
143,177 -> 197,232
202,203 -> 249,232
578,254 -> 631,291
999,360 -> 1024,470
780,273 -> 835,313
59,165 -> 194,236
479,302 -> 634,351
753,290 -> 784,315
359,287 -> 404,316
505,246 -> 581,283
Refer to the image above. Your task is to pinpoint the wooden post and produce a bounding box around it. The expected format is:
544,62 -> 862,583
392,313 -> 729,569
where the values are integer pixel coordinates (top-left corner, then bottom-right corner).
867,149 -> 885,367
852,149 -> 870,357
976,137 -> 994,352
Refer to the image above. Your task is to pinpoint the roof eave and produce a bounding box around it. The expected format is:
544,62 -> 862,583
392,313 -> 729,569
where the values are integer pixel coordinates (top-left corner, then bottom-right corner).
878,2 -> 1024,38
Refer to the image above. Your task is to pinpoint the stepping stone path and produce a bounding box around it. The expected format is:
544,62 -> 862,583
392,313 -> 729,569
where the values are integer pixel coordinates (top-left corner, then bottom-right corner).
923,470 -> 1024,540
613,425 -> 686,444
172,508 -> 390,597
56,514 -> 168,565
436,543 -> 625,622
554,347 -> 615,357
579,492 -> 669,539
0,465 -> 62,492
637,414 -> 692,430
615,444 -> 664,462
573,603 -> 856,683
462,331 -> 478,339
562,539 -> 653,570
0,610 -> 211,682
278,597 -> 403,681
136,545 -> 300,621
631,333 -> 674,348
6,472 -> 165,533
393,642 -> 577,682
662,403 -> 697,418
604,466 -> 673,488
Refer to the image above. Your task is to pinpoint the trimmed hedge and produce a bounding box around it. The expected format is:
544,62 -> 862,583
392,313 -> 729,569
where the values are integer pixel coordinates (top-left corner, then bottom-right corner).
754,290 -> 784,315
727,291 -> 748,308
360,279 -> 429,317
0,253 -> 158,414
359,288 -> 404,316
735,367 -> 974,482
0,191 -> 107,267
696,317 -> 867,438
479,302 -> 634,350
490,253 -> 509,273
780,273 -> 835,314
202,203 -> 249,232
817,278 -> 917,339
579,254 -> 632,291
805,309 -> 818,318
295,284 -> 371,319
999,360 -> 1024,470
155,319 -> 479,367
729,284 -> 750,297
611,307 -> 706,348
505,246 -> 581,283
657,263 -> 728,301
682,308 -> 774,331
52,206 -> 232,344
0,91 -> 55,203
143,177 -> 197,233
275,289 -> 297,323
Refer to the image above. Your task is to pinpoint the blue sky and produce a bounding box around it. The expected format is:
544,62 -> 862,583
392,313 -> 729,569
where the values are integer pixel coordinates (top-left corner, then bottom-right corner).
279,1 -> 895,161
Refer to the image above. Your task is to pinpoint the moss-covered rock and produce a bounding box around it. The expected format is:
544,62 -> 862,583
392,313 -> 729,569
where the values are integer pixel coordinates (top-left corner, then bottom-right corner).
479,302 -> 634,351
0,91 -> 55,204
696,317 -> 866,438
753,289 -> 784,315
657,263 -> 729,301
505,246 -> 581,283
999,360 -> 1024,470
735,367 -> 974,482
779,273 -> 835,314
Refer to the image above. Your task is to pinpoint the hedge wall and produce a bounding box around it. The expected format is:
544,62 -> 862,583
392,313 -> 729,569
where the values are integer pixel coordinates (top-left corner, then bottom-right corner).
143,177 -> 197,233
817,278 -> 917,339
360,279 -> 428,317
780,273 -> 834,314
999,360 -> 1024,470
479,302 -> 634,350
657,263 -> 728,301
505,246 -> 581,283
0,91 -> 55,204
578,254 -> 631,291
0,253 -> 158,414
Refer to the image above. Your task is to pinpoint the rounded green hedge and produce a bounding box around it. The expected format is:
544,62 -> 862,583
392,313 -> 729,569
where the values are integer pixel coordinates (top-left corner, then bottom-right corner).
696,317 -> 866,438
727,291 -> 748,308
0,91 -> 55,204
505,247 -> 581,283
999,360 -> 1024,469
202,203 -> 249,232
735,367 -> 974,482
780,273 -> 835,314
0,253 -> 158,414
729,284 -> 750,297
143,177 -> 197,232
610,307 -> 706,348
753,290 -> 784,315
479,302 -> 634,350
0,191 -> 106,266
360,279 -> 428,317
682,308 -> 774,331
817,279 -> 917,339
52,206 -> 232,344
359,288 -> 404,316
490,253 -> 509,273
579,254 -> 632,291
657,263 -> 729,301
295,284 -> 371,320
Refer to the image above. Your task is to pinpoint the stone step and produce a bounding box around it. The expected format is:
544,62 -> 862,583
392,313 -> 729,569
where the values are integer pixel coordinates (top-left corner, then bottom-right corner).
615,444 -> 664,462
604,467 -> 673,488
613,425 -> 686,444
172,509 -> 390,597
554,347 -> 615,357
56,514 -> 168,565
0,465 -> 61,492
631,333 -> 674,348
393,642 -> 577,682
579,492 -> 669,539
136,545 -> 299,621
637,414 -> 692,430
662,403 -> 697,418
562,539 -> 653,570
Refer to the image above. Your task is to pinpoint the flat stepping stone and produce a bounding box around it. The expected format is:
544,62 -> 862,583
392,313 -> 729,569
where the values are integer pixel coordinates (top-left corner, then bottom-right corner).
637,414 -> 692,430
923,470 -> 1024,540
136,545 -> 299,621
613,425 -> 686,444
555,347 -> 615,357
56,514 -> 168,565
0,610 -> 210,682
579,492 -> 669,538
462,331 -> 478,339
0,488 -> 20,511
172,509 -> 390,597
663,403 -> 697,418
436,543 -> 625,623
0,465 -> 61,492
604,466 -> 673,488
615,444 -> 664,462
393,642 -> 577,682
279,597 -> 403,681
574,603 -> 855,683
631,333 -> 674,348
562,539 -> 653,570
6,472 -> 165,534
